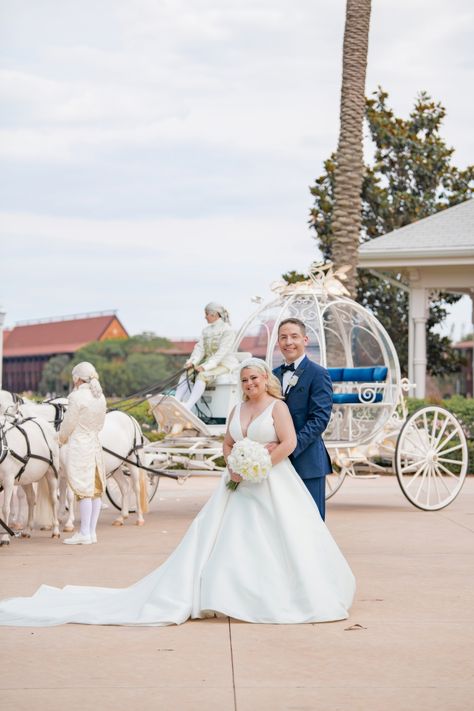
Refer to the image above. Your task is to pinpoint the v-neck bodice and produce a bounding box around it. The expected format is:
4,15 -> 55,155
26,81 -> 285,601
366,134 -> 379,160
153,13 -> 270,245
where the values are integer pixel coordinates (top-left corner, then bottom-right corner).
229,401 -> 277,444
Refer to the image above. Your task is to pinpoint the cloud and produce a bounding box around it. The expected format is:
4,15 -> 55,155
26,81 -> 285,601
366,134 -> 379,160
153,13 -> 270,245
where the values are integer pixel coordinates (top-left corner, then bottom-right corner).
1,210 -> 321,337
1,0 -> 473,341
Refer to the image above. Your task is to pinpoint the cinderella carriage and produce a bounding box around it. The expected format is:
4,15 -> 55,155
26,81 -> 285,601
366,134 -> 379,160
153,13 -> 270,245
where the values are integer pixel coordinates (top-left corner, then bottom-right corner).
147,263 -> 468,511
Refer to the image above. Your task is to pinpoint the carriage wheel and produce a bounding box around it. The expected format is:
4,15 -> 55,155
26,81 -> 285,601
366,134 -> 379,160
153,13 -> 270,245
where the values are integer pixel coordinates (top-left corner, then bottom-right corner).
326,449 -> 348,500
106,471 -> 160,512
395,406 -> 468,510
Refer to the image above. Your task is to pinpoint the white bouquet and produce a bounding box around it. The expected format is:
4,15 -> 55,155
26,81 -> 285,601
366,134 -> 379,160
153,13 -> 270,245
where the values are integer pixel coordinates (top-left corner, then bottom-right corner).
226,437 -> 272,490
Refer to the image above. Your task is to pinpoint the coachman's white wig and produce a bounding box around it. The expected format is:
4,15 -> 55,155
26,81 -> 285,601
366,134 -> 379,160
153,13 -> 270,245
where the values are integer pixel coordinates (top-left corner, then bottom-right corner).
71,361 -> 103,399
205,302 -> 230,323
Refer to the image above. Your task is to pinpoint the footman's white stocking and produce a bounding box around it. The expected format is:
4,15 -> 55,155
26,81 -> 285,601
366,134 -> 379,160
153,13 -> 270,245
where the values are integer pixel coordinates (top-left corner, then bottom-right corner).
174,373 -> 192,402
90,497 -> 102,538
183,378 -> 206,410
79,498 -> 92,537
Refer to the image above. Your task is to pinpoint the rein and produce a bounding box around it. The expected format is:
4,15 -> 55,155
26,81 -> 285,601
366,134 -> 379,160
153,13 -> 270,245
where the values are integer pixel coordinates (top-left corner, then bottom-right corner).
101,445 -> 181,481
101,413 -> 180,481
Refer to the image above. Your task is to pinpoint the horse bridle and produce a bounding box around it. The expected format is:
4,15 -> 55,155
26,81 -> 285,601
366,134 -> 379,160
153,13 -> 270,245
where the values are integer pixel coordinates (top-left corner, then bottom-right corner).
50,402 -> 67,430
0,416 -> 59,486
0,421 -> 8,465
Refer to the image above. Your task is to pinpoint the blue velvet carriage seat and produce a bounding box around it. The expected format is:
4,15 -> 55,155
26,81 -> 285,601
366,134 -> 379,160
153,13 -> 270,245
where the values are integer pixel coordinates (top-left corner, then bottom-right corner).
328,367 -> 388,404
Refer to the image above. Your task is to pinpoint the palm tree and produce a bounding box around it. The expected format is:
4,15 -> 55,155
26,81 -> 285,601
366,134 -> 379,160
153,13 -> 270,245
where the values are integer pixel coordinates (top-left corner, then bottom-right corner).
331,0 -> 372,297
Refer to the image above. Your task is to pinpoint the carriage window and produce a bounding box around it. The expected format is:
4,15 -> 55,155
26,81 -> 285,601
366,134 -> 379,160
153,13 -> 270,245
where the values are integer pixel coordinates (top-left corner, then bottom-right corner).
322,302 -> 385,368
236,302 -> 282,360
274,295 -> 323,368
351,324 -> 384,366
235,295 -> 323,368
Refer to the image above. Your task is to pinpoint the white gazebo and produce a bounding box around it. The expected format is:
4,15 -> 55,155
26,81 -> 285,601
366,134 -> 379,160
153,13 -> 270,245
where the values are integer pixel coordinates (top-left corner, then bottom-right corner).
358,199 -> 474,398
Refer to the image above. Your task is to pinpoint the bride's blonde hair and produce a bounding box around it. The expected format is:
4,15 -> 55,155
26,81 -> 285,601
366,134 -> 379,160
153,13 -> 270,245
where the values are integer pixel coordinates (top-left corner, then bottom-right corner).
239,358 -> 283,401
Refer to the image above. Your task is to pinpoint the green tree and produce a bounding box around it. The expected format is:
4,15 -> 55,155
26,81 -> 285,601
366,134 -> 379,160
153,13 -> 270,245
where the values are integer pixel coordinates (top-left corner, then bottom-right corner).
56,333 -> 177,397
331,0 -> 372,297
38,354 -> 72,395
309,88 -> 474,376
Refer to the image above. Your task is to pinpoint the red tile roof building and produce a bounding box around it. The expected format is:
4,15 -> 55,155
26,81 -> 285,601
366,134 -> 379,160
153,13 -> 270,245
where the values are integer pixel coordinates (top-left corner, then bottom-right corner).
163,335 -> 267,359
2,312 -> 128,392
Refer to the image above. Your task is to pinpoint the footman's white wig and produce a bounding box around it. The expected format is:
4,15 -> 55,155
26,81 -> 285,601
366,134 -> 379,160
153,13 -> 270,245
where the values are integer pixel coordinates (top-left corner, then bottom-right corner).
71,361 -> 103,399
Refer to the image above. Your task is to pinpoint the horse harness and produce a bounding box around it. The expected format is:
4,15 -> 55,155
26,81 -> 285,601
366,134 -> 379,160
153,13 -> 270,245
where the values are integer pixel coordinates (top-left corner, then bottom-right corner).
101,417 -> 179,481
50,402 -> 67,430
0,417 -> 59,485
102,416 -> 145,477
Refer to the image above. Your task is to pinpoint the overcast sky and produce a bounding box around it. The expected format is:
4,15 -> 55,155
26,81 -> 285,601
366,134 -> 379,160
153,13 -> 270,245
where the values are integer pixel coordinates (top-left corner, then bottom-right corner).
1,0 -> 473,340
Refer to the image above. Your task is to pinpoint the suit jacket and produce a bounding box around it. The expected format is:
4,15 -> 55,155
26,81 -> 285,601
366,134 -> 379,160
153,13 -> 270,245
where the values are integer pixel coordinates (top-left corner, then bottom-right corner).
274,356 -> 333,480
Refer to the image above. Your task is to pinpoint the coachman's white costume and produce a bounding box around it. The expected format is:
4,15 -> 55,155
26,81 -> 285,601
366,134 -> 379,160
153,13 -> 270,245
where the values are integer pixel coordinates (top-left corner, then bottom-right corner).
187,318 -> 237,381
175,302 -> 238,410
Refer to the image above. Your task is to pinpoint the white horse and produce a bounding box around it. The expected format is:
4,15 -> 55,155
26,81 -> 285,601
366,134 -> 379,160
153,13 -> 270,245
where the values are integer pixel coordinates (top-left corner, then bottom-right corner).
59,410 -> 149,530
0,392 -> 67,428
0,414 -> 60,544
0,391 -> 150,530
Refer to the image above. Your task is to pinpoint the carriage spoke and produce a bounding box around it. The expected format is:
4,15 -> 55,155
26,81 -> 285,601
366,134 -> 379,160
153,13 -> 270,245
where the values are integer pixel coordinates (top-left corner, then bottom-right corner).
405,461 -> 428,490
436,462 -> 461,480
432,466 -> 454,495
402,433 -> 428,453
431,466 -> 442,503
426,465 -> 432,506
437,457 -> 463,467
433,416 -> 449,450
436,427 -> 458,454
400,457 -> 427,473
414,465 -> 429,501
412,423 -> 430,450
436,443 -> 463,457
422,411 -> 429,440
430,409 -> 438,447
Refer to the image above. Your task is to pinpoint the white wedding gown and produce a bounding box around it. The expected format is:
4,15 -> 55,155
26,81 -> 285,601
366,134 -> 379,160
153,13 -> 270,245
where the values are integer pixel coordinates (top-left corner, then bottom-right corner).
0,402 -> 355,626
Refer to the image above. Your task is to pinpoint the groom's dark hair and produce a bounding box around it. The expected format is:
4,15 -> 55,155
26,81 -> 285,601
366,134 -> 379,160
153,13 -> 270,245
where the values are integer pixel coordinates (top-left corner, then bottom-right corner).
278,318 -> 306,335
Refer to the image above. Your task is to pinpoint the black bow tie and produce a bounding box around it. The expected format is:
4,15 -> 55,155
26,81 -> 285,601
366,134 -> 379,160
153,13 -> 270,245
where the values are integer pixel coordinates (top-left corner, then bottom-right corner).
281,363 -> 295,373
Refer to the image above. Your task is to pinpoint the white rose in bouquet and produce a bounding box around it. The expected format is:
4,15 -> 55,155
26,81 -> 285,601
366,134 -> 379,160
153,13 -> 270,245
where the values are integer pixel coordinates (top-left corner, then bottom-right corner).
226,437 -> 272,490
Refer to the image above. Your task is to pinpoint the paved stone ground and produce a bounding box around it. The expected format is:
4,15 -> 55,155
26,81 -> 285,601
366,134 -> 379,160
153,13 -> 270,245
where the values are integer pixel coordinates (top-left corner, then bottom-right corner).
1,475 -> 473,711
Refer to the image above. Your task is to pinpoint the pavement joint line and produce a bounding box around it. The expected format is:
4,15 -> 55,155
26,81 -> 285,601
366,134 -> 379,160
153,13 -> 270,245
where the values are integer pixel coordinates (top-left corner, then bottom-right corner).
2,684 -> 473,691
438,513 -> 474,534
227,617 -> 238,711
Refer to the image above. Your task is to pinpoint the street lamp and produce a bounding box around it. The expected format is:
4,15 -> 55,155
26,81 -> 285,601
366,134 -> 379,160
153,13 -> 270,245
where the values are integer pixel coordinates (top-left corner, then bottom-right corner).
0,305 -> 6,390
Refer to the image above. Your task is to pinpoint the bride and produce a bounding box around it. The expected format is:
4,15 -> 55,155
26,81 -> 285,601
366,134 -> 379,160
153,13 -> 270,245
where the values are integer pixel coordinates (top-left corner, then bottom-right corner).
0,359 -> 355,627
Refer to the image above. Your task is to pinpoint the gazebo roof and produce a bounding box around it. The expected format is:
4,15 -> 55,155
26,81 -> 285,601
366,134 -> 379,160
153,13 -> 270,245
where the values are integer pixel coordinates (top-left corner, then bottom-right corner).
359,199 -> 474,267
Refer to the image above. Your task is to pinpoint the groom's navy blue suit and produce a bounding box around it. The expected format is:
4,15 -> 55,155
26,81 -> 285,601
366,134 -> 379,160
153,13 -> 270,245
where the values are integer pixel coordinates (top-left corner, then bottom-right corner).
274,356 -> 333,520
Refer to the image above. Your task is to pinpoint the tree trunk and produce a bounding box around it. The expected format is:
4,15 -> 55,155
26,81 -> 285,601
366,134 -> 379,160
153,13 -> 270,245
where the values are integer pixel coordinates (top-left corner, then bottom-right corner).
331,0 -> 372,297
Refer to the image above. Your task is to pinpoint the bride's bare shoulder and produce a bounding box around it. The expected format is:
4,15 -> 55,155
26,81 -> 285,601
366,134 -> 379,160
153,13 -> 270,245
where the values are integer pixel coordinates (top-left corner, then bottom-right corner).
272,398 -> 289,414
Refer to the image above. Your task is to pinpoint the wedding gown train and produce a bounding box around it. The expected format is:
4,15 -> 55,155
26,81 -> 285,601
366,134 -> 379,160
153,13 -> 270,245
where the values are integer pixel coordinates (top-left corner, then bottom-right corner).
0,402 -> 355,626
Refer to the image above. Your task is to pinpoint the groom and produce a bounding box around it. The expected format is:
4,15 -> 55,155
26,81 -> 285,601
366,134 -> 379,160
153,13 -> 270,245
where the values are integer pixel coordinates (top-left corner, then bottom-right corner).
272,318 -> 333,520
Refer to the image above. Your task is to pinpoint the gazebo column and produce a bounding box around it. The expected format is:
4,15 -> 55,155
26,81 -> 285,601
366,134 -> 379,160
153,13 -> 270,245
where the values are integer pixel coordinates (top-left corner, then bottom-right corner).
409,287 -> 428,399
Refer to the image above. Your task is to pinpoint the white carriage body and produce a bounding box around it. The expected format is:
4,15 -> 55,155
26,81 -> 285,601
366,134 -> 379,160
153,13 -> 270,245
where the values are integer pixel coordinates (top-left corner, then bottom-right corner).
233,272 -> 402,450
147,264 -> 468,510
